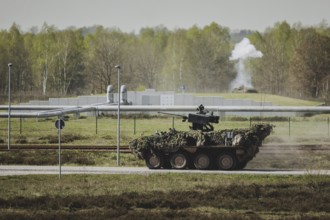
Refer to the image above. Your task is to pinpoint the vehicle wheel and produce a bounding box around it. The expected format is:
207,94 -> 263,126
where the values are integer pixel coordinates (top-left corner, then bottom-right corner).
216,153 -> 237,170
170,152 -> 189,169
145,153 -> 163,169
193,153 -> 211,170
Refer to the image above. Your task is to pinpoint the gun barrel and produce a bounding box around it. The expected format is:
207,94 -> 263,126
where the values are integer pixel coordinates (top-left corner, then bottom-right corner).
158,112 -> 188,119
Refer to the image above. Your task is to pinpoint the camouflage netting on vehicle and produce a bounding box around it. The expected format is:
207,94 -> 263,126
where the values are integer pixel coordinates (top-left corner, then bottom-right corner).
129,123 -> 273,157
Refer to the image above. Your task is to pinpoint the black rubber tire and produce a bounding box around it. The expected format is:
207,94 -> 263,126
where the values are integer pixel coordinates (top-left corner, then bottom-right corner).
193,153 -> 211,170
216,152 -> 237,170
145,153 -> 163,169
170,152 -> 189,169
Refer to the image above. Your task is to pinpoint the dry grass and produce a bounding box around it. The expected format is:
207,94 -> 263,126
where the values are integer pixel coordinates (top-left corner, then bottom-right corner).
0,114 -> 330,146
198,92 -> 322,106
0,150 -> 145,167
0,115 -> 329,219
0,174 -> 329,219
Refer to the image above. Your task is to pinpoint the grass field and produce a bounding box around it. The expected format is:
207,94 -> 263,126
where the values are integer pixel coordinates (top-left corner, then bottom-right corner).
0,115 -> 329,219
1,114 -> 330,146
0,174 -> 329,219
194,93 -> 322,106
0,92 -> 327,145
81,92 -> 323,106
0,93 -> 329,219
1,145 -> 330,169
1,114 -> 330,170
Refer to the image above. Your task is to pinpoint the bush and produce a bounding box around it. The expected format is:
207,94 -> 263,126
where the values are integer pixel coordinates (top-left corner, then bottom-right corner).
251,116 -> 288,122
39,133 -> 88,144
227,116 -> 248,121
15,135 -> 28,144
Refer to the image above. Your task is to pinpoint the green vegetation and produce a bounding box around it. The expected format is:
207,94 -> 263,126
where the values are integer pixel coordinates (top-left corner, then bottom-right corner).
1,21 -> 330,104
1,15 -> 330,220
0,151 -> 144,167
0,148 -> 329,170
202,93 -> 322,106
1,114 -> 329,170
0,174 -> 329,219
0,111 -> 329,219
1,114 -> 330,146
0,114 -> 329,170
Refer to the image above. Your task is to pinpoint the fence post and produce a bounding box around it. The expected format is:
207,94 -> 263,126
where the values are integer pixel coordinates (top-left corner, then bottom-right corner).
134,116 -> 136,135
20,117 -> 22,134
172,117 -> 175,129
328,117 -> 330,137
95,110 -> 98,135
288,117 -> 291,136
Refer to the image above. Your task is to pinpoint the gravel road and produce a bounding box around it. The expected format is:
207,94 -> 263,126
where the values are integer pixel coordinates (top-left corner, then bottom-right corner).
0,165 -> 329,176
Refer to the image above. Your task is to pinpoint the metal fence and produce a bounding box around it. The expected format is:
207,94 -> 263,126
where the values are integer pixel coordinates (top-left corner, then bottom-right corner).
1,115 -> 329,145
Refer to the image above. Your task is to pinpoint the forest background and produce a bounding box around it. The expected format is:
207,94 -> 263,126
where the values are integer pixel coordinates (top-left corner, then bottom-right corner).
0,21 -> 329,104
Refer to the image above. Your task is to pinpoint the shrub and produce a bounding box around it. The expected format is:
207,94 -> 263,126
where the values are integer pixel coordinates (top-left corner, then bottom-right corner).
39,133 -> 88,144
15,135 -> 28,144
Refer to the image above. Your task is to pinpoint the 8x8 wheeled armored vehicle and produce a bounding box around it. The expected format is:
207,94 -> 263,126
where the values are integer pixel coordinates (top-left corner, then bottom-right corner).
129,105 -> 273,170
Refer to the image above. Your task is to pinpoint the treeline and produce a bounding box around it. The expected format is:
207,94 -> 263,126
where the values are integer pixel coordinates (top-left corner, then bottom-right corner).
0,21 -> 330,103
250,22 -> 330,100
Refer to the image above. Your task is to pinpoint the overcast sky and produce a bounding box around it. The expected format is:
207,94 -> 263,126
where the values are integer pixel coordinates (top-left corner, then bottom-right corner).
1,0 -> 329,33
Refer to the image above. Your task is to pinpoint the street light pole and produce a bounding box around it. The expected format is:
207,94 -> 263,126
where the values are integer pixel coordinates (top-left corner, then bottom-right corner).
8,63 -> 12,150
115,65 -> 121,166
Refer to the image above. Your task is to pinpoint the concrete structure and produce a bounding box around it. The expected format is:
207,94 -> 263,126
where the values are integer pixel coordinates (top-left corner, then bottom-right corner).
19,88 -> 295,117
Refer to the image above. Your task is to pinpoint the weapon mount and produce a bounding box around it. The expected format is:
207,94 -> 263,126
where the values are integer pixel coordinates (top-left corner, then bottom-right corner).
158,104 -> 219,132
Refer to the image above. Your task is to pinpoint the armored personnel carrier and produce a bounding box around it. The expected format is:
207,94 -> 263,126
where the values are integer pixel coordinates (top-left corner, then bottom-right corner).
129,105 -> 273,170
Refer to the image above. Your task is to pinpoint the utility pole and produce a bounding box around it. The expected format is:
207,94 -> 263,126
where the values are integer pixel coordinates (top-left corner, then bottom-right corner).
115,65 -> 121,166
8,63 -> 12,150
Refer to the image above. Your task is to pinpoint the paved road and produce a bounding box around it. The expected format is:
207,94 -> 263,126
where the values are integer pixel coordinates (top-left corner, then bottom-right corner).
0,165 -> 329,176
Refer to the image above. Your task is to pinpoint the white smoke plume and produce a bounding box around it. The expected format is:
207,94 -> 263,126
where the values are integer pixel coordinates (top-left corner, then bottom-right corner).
229,38 -> 263,90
